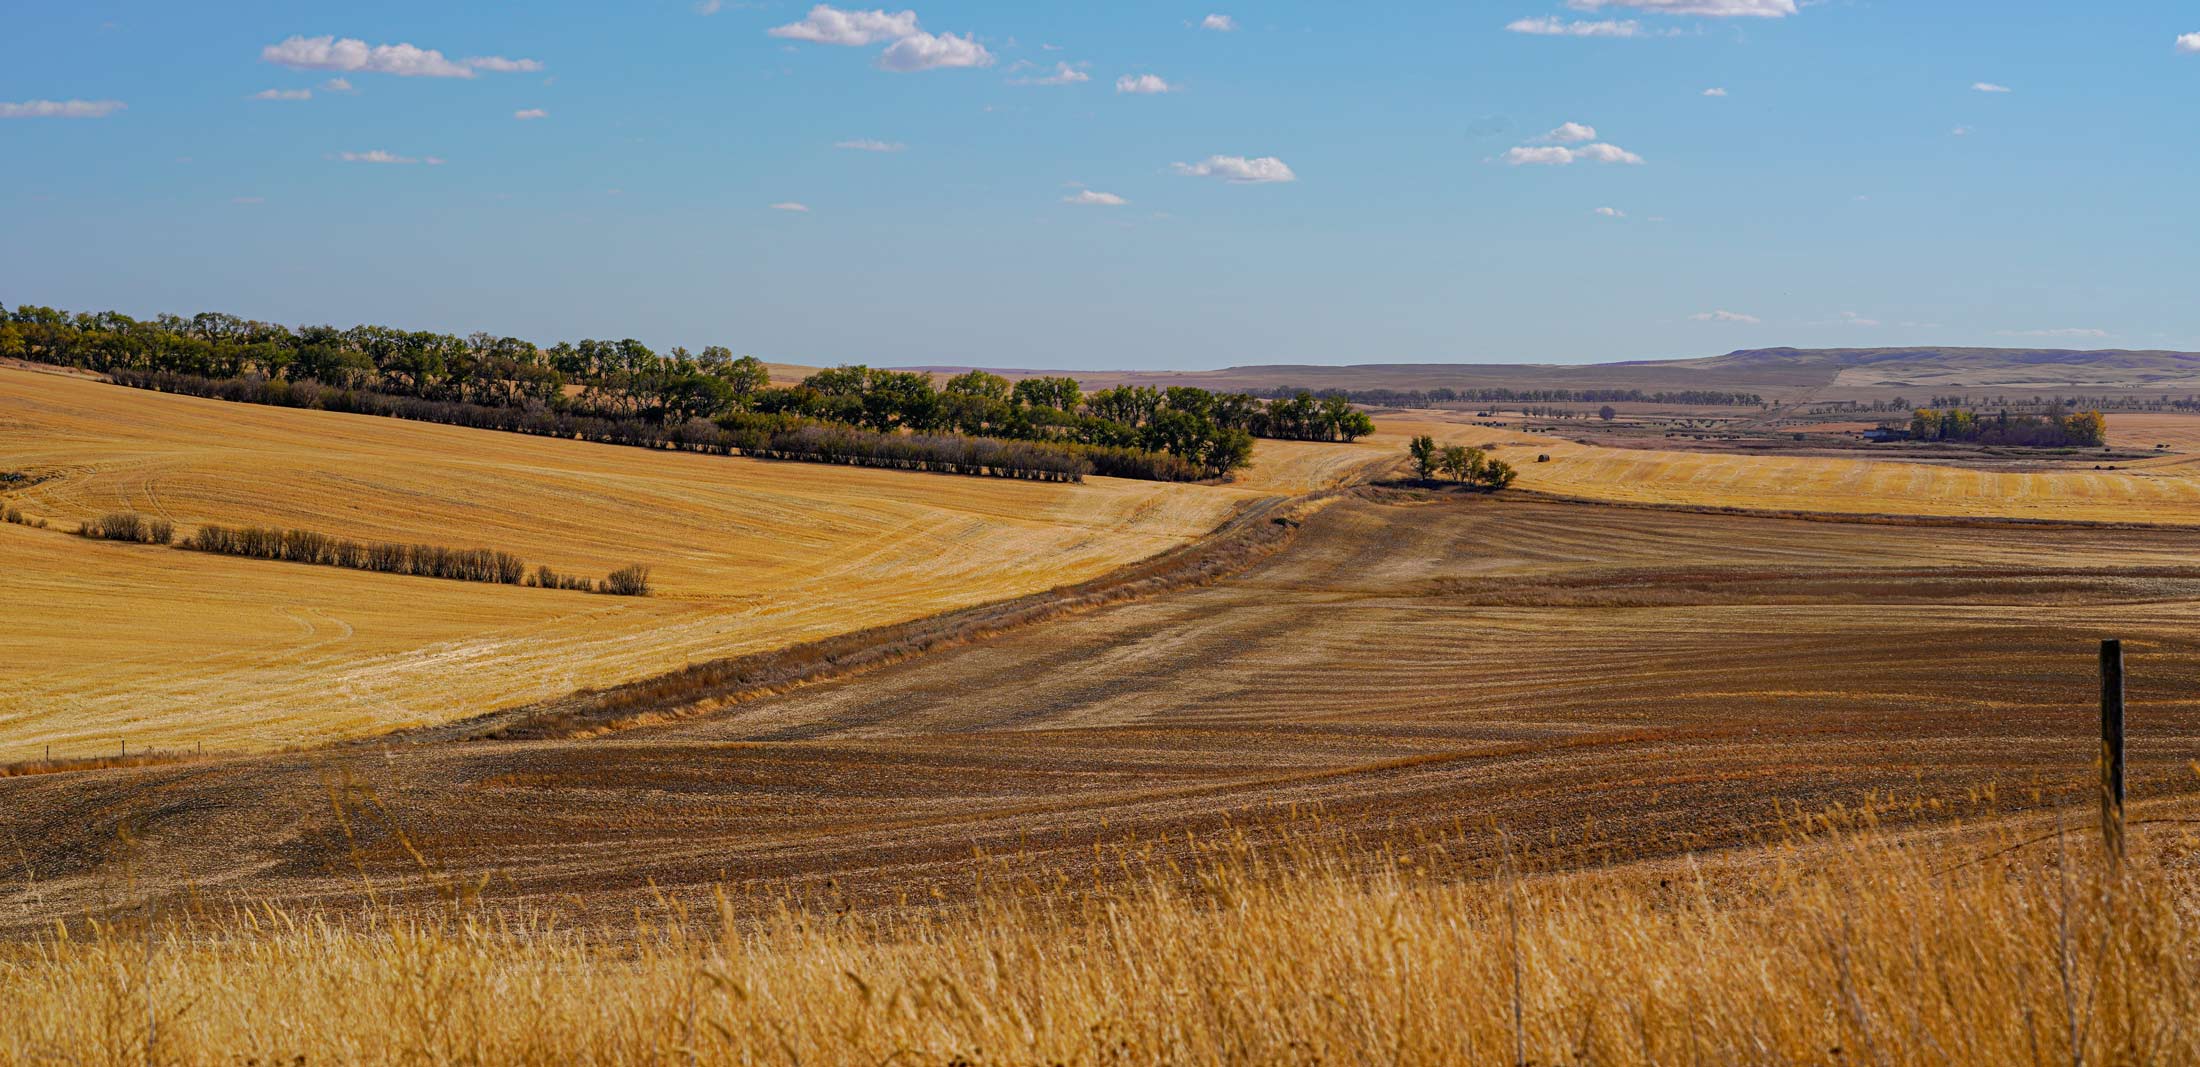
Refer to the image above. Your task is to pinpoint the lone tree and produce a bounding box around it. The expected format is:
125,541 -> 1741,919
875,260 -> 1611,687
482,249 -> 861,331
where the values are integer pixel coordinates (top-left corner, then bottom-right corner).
1598,405 -> 1617,421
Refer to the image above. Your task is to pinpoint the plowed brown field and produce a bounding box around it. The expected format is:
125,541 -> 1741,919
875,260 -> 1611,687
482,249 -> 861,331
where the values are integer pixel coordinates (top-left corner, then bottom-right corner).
8,492 -> 2193,933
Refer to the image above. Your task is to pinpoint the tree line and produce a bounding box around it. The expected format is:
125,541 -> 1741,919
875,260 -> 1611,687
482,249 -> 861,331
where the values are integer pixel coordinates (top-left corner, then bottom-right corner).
1263,386 -> 1766,408
3,304 -> 1386,482
1905,408 -> 2108,447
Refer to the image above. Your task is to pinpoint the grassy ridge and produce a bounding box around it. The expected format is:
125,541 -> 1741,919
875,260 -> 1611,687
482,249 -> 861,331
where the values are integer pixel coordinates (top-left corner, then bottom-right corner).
3,821 -> 2186,1064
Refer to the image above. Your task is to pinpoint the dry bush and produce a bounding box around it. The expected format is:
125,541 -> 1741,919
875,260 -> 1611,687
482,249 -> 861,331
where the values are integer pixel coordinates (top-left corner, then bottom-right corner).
601,563 -> 651,597
1,823 -> 2191,1065
181,524 -> 558,590
76,511 -> 170,544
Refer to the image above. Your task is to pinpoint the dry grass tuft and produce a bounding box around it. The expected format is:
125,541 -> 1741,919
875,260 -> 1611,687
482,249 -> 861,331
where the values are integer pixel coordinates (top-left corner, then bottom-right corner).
3,819 -> 2195,1065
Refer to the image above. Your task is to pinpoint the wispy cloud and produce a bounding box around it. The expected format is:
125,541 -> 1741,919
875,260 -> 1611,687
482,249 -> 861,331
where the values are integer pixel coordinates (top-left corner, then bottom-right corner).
771,201 -> 812,212
1116,73 -> 1174,94
1504,142 -> 1643,165
1998,327 -> 2108,338
1690,309 -> 1761,323
1011,62 -> 1089,86
251,88 -> 312,101
1702,87 -> 1727,97
1972,81 -> 2012,93
1566,0 -> 1795,15
2179,32 -> 2200,54
1593,206 -> 1625,217
1064,189 -> 1127,206
1172,155 -> 1296,183
0,99 -> 125,119
465,56 -> 542,73
1201,14 -> 1237,31
1505,16 -> 1648,37
262,35 -> 539,78
335,150 -> 442,165
835,138 -> 906,151
321,77 -> 355,93
514,108 -> 547,120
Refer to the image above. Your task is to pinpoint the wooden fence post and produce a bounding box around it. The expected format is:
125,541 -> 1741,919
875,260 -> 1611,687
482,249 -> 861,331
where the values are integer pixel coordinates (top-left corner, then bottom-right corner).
2100,638 -> 2126,863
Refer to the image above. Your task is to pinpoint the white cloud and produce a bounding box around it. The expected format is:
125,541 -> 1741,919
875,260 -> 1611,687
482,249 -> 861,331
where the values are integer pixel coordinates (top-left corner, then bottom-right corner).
1202,14 -> 1237,31
1690,310 -> 1761,323
1504,146 -> 1574,165
1702,87 -> 1727,96
835,138 -> 906,151
1012,62 -> 1089,86
1998,328 -> 2109,338
1593,206 -> 1625,217
878,31 -> 993,71
1505,16 -> 1647,37
1951,125 -> 1972,136
695,0 -> 723,12
1572,142 -> 1644,164
1540,121 -> 1597,143
1834,311 -> 1880,327
1972,81 -> 2011,93
464,56 -> 543,73
1566,0 -> 1795,15
769,5 -> 920,46
322,77 -> 355,92
1504,142 -> 1642,165
771,201 -> 811,212
262,35 -> 535,78
1172,155 -> 1297,183
251,88 -> 312,101
0,99 -> 125,119
2179,33 -> 2200,54
336,150 -> 440,165
1064,189 -> 1127,206
514,108 -> 547,120
1116,73 -> 1174,94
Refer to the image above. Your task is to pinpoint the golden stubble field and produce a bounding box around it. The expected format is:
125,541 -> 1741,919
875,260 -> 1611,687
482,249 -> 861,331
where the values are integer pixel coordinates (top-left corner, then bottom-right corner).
0,367 -> 1379,756
1389,409 -> 2200,523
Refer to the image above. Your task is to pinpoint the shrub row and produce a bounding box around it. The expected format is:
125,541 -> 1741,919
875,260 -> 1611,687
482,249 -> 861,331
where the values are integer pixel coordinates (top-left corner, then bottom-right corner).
148,517 -> 653,596
79,511 -> 174,544
186,524 -> 527,584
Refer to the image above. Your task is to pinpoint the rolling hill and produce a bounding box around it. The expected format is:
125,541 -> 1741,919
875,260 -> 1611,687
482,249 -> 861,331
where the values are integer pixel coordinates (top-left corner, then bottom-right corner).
927,346 -> 2200,403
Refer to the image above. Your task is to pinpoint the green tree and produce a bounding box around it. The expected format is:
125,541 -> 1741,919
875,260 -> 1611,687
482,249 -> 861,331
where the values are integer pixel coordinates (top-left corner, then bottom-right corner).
945,369 -> 1013,403
1407,434 -> 1439,481
1438,444 -> 1485,482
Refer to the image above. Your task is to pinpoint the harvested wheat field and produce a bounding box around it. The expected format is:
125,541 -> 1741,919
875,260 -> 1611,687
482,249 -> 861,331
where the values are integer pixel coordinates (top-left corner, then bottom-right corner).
9,491 -> 2197,935
0,365 -> 1295,755
1381,410 -> 2200,523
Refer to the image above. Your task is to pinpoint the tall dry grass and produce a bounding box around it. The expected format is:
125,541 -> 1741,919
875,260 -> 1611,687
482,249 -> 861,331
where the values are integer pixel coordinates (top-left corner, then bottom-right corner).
3,815 -> 2194,1065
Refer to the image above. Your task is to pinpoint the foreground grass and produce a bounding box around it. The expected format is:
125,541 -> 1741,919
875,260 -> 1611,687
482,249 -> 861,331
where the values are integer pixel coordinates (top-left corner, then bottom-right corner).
4,819 -> 2193,1066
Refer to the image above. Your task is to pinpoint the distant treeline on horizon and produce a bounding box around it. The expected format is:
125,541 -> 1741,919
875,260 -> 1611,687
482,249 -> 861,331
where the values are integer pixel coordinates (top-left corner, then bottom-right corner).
1,303 -> 1380,483
1255,385 -> 1766,408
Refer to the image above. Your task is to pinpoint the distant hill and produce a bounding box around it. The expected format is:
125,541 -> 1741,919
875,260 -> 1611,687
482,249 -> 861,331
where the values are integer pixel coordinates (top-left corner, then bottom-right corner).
905,347 -> 2200,403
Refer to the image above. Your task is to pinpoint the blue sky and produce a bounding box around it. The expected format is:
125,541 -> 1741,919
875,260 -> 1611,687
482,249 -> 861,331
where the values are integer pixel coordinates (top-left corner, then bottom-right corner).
4,1 -> 2198,370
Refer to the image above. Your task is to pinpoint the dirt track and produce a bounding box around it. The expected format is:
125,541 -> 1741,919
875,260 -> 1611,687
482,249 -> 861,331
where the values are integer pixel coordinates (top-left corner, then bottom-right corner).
10,492 -> 2200,933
